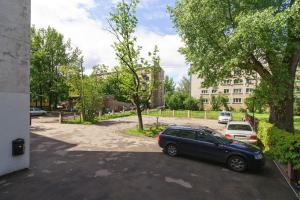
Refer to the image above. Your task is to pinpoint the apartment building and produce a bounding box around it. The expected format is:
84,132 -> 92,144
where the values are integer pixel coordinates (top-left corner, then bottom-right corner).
98,67 -> 165,109
191,74 -> 258,110
139,67 -> 165,108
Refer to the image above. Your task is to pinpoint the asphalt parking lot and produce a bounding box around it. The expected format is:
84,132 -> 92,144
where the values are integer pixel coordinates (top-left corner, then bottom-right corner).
0,116 -> 297,200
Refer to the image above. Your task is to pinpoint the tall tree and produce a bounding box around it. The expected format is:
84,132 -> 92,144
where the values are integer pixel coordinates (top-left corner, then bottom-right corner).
170,0 -> 300,132
177,76 -> 191,96
108,0 -> 161,130
164,75 -> 176,94
30,26 -> 81,110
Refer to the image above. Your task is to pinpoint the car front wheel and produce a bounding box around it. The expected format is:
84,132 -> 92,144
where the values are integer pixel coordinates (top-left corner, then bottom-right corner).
166,144 -> 178,157
227,156 -> 247,172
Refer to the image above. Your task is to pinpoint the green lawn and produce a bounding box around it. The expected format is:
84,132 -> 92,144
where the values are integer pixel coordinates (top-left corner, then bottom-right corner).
250,113 -> 300,131
64,111 -> 135,124
143,109 -> 245,121
125,125 -> 166,137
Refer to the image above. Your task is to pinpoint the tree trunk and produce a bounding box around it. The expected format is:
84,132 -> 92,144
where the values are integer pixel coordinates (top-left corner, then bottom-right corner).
136,105 -> 144,131
269,84 -> 295,133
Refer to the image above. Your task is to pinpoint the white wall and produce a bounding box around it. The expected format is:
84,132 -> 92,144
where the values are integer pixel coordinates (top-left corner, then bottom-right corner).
0,0 -> 31,176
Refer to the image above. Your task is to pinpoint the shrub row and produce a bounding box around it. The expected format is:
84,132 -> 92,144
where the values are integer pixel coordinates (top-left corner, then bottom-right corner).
258,121 -> 300,170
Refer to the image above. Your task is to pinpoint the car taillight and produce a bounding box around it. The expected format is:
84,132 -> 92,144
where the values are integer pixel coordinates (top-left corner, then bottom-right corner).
157,134 -> 161,141
225,134 -> 232,138
250,135 -> 257,140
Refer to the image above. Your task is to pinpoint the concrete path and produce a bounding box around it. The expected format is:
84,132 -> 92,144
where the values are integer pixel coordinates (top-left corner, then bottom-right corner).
0,116 -> 297,200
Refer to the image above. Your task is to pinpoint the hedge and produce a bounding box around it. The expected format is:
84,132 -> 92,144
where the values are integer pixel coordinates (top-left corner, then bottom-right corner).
258,121 -> 300,170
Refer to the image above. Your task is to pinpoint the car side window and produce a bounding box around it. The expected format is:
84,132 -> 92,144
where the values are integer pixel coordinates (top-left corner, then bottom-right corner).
165,129 -> 180,137
196,131 -> 216,143
178,130 -> 196,140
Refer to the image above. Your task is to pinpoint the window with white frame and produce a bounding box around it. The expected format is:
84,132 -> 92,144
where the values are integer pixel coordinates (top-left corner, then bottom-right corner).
212,89 -> 218,94
203,98 -> 208,104
224,89 -> 230,94
233,98 -> 242,104
223,80 -> 231,85
246,88 -> 254,94
201,90 -> 208,94
246,79 -> 254,84
233,79 -> 243,85
233,89 -> 242,94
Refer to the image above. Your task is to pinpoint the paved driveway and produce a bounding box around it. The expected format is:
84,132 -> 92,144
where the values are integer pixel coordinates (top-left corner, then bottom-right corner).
0,116 -> 297,200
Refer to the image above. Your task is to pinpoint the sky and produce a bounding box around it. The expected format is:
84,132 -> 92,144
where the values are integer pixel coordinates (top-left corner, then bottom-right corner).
31,0 -> 188,84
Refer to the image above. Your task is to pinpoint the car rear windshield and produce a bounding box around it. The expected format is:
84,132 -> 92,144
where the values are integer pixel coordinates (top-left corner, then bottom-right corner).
220,112 -> 231,116
228,124 -> 252,131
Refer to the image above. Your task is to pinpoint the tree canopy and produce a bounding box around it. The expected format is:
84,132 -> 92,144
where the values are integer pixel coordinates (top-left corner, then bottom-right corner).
170,0 -> 300,132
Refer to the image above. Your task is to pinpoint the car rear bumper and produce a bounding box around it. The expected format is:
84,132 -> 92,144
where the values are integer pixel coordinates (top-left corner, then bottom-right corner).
237,139 -> 257,144
218,120 -> 230,124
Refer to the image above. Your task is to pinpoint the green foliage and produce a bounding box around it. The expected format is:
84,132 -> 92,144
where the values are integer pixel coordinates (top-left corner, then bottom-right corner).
211,96 -> 221,111
198,96 -> 205,111
258,121 -> 300,170
245,95 -> 268,113
65,111 -> 135,124
170,0 -> 300,131
109,0 -> 161,130
30,26 -> 81,109
75,74 -> 103,122
126,125 -> 166,137
164,76 -> 176,94
166,92 -> 187,110
211,95 -> 229,111
294,97 -> 300,115
97,111 -> 135,121
183,97 -> 199,111
177,76 -> 191,96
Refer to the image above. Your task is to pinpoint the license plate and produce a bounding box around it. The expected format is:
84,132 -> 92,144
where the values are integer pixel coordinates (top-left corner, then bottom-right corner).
234,135 -> 246,140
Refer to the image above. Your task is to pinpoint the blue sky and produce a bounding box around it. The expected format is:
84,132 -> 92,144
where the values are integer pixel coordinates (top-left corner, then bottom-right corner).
31,0 -> 188,84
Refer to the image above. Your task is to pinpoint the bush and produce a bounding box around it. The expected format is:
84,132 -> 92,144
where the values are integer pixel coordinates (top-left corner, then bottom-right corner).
211,95 -> 228,111
198,97 -> 204,111
211,95 -> 221,111
258,121 -> 300,170
183,97 -> 199,110
166,92 -> 186,110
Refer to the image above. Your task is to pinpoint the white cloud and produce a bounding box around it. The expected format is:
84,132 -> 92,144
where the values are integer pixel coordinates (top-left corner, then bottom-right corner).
31,0 -> 187,82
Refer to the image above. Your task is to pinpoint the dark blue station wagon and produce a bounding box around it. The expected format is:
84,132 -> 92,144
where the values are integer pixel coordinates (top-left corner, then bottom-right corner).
158,126 -> 265,172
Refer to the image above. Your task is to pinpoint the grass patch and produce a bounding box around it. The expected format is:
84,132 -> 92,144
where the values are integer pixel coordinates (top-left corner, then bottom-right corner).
126,125 -> 166,137
64,118 -> 95,125
64,111 -> 135,124
143,109 -> 245,121
96,111 -> 135,121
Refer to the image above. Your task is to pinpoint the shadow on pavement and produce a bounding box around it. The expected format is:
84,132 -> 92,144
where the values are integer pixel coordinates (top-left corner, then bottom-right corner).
0,133 -> 297,200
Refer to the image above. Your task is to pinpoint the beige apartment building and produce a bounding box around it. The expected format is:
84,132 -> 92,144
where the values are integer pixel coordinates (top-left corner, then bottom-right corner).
191,74 -> 258,110
139,67 -> 165,108
98,67 -> 165,109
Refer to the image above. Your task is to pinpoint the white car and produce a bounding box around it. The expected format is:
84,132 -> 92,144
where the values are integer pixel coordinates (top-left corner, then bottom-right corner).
30,107 -> 47,116
218,111 -> 232,124
224,121 -> 257,144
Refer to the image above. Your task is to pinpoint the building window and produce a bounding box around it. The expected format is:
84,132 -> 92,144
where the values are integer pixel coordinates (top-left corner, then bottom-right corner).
203,98 -> 208,104
223,80 -> 231,85
201,90 -> 208,94
246,79 -> 254,84
233,79 -> 243,85
233,89 -> 242,94
212,89 -> 218,94
233,98 -> 242,104
246,88 -> 254,94
224,89 -> 230,94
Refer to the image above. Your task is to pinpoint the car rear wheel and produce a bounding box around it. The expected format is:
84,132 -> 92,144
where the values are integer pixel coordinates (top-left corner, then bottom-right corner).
227,156 -> 247,172
166,144 -> 178,157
